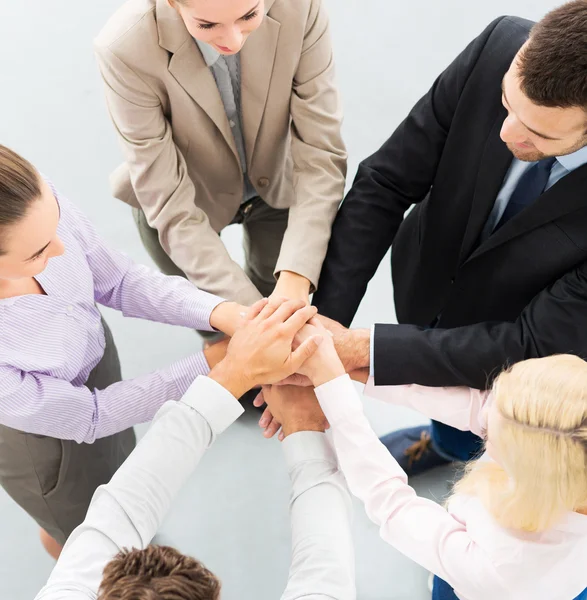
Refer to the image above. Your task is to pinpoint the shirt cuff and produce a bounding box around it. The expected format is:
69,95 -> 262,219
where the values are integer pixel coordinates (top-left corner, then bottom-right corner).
180,376 -> 244,436
282,431 -> 337,471
183,290 -> 226,332
169,351 -> 212,396
315,374 -> 363,427
370,324 -> 375,377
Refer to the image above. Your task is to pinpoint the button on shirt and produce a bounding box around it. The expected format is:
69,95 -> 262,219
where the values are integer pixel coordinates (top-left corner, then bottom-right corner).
0,180 -> 225,443
195,40 -> 258,203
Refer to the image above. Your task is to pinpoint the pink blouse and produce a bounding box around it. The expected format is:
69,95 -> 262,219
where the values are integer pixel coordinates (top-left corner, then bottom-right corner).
314,375 -> 587,600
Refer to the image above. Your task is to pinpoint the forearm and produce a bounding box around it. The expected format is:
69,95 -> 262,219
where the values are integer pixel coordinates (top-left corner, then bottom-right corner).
363,377 -> 489,436
273,271 -> 312,302
373,321 -> 526,388
335,328 -> 371,373
311,175 -> 405,326
284,0 -> 347,297
275,196 -> 342,296
94,259 -> 228,331
0,352 -> 211,443
36,377 -> 244,600
280,431 -> 355,600
314,376 -> 486,594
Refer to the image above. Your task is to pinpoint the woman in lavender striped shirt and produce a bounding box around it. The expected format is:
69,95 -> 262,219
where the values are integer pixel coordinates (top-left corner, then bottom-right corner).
0,145 -> 249,560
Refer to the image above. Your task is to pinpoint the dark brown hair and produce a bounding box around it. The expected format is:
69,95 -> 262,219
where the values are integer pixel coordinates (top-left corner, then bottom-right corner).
0,145 -> 41,231
519,0 -> 587,109
98,545 -> 221,600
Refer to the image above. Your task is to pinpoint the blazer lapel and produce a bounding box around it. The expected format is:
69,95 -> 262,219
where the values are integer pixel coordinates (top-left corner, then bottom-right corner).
240,15 -> 281,167
467,163 -> 587,262
459,107 -> 513,262
156,0 -> 238,157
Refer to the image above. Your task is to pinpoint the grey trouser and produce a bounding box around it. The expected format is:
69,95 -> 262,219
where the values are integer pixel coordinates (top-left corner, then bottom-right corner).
0,320 -> 136,546
133,196 -> 289,314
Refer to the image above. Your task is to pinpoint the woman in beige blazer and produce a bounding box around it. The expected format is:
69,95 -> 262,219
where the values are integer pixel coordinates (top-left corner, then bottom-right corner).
95,0 -> 346,311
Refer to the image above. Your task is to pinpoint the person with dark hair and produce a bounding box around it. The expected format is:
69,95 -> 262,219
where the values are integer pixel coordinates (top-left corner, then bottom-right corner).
309,0 -> 587,484
0,144 -> 249,559
34,298 -> 356,600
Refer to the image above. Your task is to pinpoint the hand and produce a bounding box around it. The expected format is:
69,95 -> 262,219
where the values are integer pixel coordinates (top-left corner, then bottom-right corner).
350,368 -> 370,384
290,318 -> 346,387
209,301 -> 248,337
208,297 -> 322,398
274,373 -> 313,387
316,313 -> 347,336
316,315 -> 371,373
254,391 -> 284,439
259,385 -> 328,439
272,271 -> 311,304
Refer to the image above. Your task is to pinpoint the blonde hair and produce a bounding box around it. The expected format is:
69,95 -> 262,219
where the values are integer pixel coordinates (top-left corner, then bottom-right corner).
452,355 -> 587,532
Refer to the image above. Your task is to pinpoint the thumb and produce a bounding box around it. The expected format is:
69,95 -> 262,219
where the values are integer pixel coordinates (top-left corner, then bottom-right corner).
290,334 -> 323,372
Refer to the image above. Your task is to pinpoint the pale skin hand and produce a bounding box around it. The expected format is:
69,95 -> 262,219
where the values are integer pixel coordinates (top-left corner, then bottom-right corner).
316,314 -> 371,372
273,316 -> 371,386
209,301 -> 249,337
208,297 -> 323,399
257,318 -> 346,439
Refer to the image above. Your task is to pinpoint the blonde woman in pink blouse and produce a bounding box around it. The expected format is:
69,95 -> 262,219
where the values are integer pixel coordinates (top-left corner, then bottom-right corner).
279,319 -> 587,600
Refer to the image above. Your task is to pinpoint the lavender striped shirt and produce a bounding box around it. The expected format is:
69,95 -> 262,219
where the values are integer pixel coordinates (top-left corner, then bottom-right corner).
0,181 -> 225,443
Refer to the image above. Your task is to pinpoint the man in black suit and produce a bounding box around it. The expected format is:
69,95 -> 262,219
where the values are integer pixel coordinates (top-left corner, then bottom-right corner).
313,0 -> 587,475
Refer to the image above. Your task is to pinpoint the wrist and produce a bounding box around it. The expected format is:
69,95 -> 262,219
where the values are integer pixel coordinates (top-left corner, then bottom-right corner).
337,328 -> 371,372
307,346 -> 346,387
209,301 -> 246,336
281,419 -> 326,437
208,359 -> 251,399
274,271 -> 311,301
311,364 -> 346,388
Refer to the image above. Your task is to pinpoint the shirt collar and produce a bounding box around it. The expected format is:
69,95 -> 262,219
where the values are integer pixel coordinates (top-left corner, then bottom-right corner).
195,39 -> 221,67
556,144 -> 587,173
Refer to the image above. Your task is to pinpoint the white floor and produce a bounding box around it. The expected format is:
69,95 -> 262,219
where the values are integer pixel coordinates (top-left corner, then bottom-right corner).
0,0 -> 559,598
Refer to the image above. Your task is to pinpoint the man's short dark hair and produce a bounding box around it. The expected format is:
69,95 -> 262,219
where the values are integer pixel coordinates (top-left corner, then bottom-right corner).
98,545 -> 221,600
519,0 -> 587,109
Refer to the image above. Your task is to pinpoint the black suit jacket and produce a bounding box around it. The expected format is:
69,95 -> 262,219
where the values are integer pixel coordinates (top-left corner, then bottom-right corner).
313,16 -> 587,389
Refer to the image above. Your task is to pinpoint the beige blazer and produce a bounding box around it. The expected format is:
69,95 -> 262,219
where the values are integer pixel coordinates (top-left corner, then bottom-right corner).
95,0 -> 346,304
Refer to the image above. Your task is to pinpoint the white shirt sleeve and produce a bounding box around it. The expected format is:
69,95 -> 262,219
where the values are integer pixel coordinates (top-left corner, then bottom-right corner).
34,376 -> 244,600
315,375 -> 507,600
280,432 -> 356,600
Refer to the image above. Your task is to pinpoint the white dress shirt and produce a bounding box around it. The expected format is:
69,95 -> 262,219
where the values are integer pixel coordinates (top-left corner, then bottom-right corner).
34,376 -> 355,600
315,375 -> 587,600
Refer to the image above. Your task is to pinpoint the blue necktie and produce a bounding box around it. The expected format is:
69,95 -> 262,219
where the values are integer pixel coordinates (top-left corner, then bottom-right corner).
495,157 -> 557,231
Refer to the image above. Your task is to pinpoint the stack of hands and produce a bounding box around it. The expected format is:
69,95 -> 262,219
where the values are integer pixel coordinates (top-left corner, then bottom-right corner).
209,296 -> 368,441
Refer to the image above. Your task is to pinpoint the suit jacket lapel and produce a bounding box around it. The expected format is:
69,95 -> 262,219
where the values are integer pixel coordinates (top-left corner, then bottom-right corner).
459,107 -> 513,262
156,0 -> 238,157
240,15 -> 281,167
468,163 -> 587,262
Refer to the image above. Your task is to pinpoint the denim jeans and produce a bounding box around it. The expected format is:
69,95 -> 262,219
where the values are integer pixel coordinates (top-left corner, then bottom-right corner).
430,420 -> 484,462
432,576 -> 587,600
